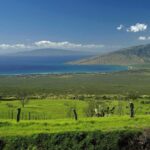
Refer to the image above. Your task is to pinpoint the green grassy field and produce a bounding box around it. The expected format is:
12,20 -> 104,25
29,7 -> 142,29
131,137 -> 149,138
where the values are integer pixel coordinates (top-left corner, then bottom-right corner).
0,116 -> 150,136
1,70 -> 150,97
0,98 -> 150,120
0,99 -> 87,119
1,116 -> 149,150
0,71 -> 150,149
0,98 -> 150,149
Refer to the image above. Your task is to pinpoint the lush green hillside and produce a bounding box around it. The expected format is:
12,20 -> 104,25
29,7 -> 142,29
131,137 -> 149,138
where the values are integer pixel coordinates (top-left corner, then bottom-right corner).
0,98 -> 150,120
0,116 -> 150,150
0,116 -> 149,136
0,98 -> 150,149
1,70 -> 150,97
69,44 -> 150,65
0,99 -> 87,119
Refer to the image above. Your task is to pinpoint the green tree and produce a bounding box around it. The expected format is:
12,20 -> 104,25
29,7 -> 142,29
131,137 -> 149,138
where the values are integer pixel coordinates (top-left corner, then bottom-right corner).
16,90 -> 30,108
126,91 -> 140,101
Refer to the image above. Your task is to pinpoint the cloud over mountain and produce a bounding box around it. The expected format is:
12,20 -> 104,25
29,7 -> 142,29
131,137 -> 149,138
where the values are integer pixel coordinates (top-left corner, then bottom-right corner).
34,41 -> 104,49
0,40 -> 105,54
0,44 -> 26,49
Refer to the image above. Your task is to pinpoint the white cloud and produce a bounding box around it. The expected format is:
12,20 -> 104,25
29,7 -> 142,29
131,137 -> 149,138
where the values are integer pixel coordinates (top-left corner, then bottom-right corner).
138,36 -> 147,40
138,36 -> 150,41
0,44 -> 26,49
127,23 -> 147,32
34,40 -> 104,49
0,41 -> 105,54
117,24 -> 124,30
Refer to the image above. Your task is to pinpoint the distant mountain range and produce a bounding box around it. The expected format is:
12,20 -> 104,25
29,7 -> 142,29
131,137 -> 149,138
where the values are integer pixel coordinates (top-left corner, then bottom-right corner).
12,48 -> 95,56
69,44 -> 150,66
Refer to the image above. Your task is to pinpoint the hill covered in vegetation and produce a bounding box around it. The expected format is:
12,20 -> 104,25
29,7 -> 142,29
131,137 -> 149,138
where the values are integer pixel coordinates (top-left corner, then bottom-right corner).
69,44 -> 150,66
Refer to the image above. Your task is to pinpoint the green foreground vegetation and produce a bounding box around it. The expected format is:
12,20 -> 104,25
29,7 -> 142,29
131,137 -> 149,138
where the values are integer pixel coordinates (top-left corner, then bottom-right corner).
0,98 -> 150,119
0,70 -> 150,149
0,99 -> 87,119
0,116 -> 150,150
0,98 -> 149,149
0,116 -> 150,136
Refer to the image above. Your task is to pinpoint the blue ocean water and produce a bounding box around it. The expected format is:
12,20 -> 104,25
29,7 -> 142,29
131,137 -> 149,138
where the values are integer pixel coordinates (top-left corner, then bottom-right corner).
0,56 -> 127,75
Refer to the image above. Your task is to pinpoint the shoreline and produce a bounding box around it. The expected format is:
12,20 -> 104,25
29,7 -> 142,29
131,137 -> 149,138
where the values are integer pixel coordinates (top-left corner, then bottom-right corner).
0,70 -> 128,77
0,64 -> 128,77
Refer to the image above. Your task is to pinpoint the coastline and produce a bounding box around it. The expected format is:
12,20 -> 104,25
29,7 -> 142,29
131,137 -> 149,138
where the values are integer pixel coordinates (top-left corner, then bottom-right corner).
0,64 -> 128,76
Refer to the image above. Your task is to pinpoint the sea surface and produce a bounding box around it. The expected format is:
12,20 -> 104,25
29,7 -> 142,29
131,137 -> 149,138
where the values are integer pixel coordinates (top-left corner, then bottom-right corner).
0,56 -> 127,75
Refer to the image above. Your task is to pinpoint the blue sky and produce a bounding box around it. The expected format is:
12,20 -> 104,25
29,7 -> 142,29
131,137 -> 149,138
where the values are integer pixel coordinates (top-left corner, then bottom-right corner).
0,0 -> 150,54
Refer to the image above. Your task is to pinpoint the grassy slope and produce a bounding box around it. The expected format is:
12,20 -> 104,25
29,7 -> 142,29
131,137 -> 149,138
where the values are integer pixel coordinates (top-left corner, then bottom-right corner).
0,116 -> 150,137
0,99 -> 150,120
0,99 -> 150,149
0,99 -> 87,119
0,71 -> 150,148
1,70 -> 150,96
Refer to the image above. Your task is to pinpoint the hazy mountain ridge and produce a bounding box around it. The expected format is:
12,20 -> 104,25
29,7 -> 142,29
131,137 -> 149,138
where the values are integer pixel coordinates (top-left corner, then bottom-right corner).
69,44 -> 150,65
13,48 -> 95,56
